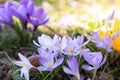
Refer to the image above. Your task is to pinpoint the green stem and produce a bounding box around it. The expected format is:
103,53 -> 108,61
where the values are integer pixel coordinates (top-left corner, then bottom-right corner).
92,69 -> 97,80
43,71 -> 52,80
99,51 -> 109,79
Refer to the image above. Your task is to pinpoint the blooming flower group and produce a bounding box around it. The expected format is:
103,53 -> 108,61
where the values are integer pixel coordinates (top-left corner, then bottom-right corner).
0,0 -> 49,30
13,34 -> 107,80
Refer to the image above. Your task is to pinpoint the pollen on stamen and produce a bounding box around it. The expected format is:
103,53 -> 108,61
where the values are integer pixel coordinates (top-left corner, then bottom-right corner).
58,43 -> 61,49
22,63 -> 28,66
35,16 -> 39,19
48,63 -> 53,67
69,48 -> 73,53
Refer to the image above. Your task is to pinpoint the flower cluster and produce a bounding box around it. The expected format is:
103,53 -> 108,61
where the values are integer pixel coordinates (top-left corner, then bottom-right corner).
0,0 -> 49,30
90,29 -> 120,53
13,34 -> 106,80
90,31 -> 113,52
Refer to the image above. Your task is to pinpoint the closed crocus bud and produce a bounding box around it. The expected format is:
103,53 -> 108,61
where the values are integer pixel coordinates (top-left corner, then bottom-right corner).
63,57 -> 80,80
82,52 -> 106,71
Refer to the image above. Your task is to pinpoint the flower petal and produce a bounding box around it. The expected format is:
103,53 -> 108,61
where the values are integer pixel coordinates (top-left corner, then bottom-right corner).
13,61 -> 24,67
82,64 -> 93,71
37,66 -> 48,71
63,66 -> 74,75
53,57 -> 64,68
23,70 -> 29,80
99,56 -> 106,67
33,40 -> 40,46
18,53 -> 31,65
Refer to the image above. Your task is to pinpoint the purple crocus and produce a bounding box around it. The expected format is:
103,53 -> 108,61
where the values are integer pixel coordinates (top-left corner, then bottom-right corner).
52,34 -> 67,52
10,0 -> 32,25
36,47 -> 59,59
37,55 -> 64,71
0,9 -> 12,25
33,34 -> 53,49
63,57 -> 80,80
33,34 -> 67,52
29,7 -> 49,30
0,1 -> 14,25
13,53 -> 34,80
90,31 -> 113,52
82,52 -> 106,71
62,35 -> 89,56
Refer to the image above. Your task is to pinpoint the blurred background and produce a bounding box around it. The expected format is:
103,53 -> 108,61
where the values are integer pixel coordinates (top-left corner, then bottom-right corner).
1,0 -> 120,34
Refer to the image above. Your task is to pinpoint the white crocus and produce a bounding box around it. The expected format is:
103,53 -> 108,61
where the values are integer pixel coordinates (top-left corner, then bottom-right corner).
13,53 -> 34,80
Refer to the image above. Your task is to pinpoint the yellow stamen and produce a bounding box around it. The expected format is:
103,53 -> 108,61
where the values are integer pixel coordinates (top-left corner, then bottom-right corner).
69,48 -> 73,53
58,43 -> 61,49
22,63 -> 28,66
82,46 -> 86,49
48,63 -> 53,67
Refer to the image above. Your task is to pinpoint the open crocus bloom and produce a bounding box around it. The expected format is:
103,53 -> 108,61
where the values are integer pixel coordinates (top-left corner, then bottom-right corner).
62,35 -> 89,56
13,53 -> 34,80
29,7 -> 49,29
37,55 -> 64,71
33,34 -> 53,48
52,34 -> 67,52
33,34 -> 67,52
82,52 -> 106,71
63,57 -> 80,80
90,31 -> 113,52
36,47 -> 59,59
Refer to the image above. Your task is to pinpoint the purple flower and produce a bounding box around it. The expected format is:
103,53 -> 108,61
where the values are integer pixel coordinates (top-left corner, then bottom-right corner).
33,34 -> 53,49
0,4 -> 4,8
52,34 -> 67,52
82,52 -> 106,71
36,48 -> 59,59
0,2 -> 14,25
33,34 -> 67,52
37,55 -> 64,71
90,31 -> 113,52
63,57 -> 80,80
21,0 -> 34,16
29,7 -> 49,29
13,53 -> 34,80
10,0 -> 31,24
62,35 -> 89,56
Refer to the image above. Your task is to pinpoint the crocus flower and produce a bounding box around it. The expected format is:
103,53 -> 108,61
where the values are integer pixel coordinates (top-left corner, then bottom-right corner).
82,52 -> 106,71
33,34 -> 53,49
10,1 -> 29,25
62,35 -> 89,56
0,9 -> 12,25
33,34 -> 67,52
0,1 -> 14,25
52,34 -> 67,52
13,53 -> 34,80
37,55 -> 64,71
36,48 -> 59,59
91,31 -> 113,52
29,7 -> 49,30
63,57 -> 80,80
